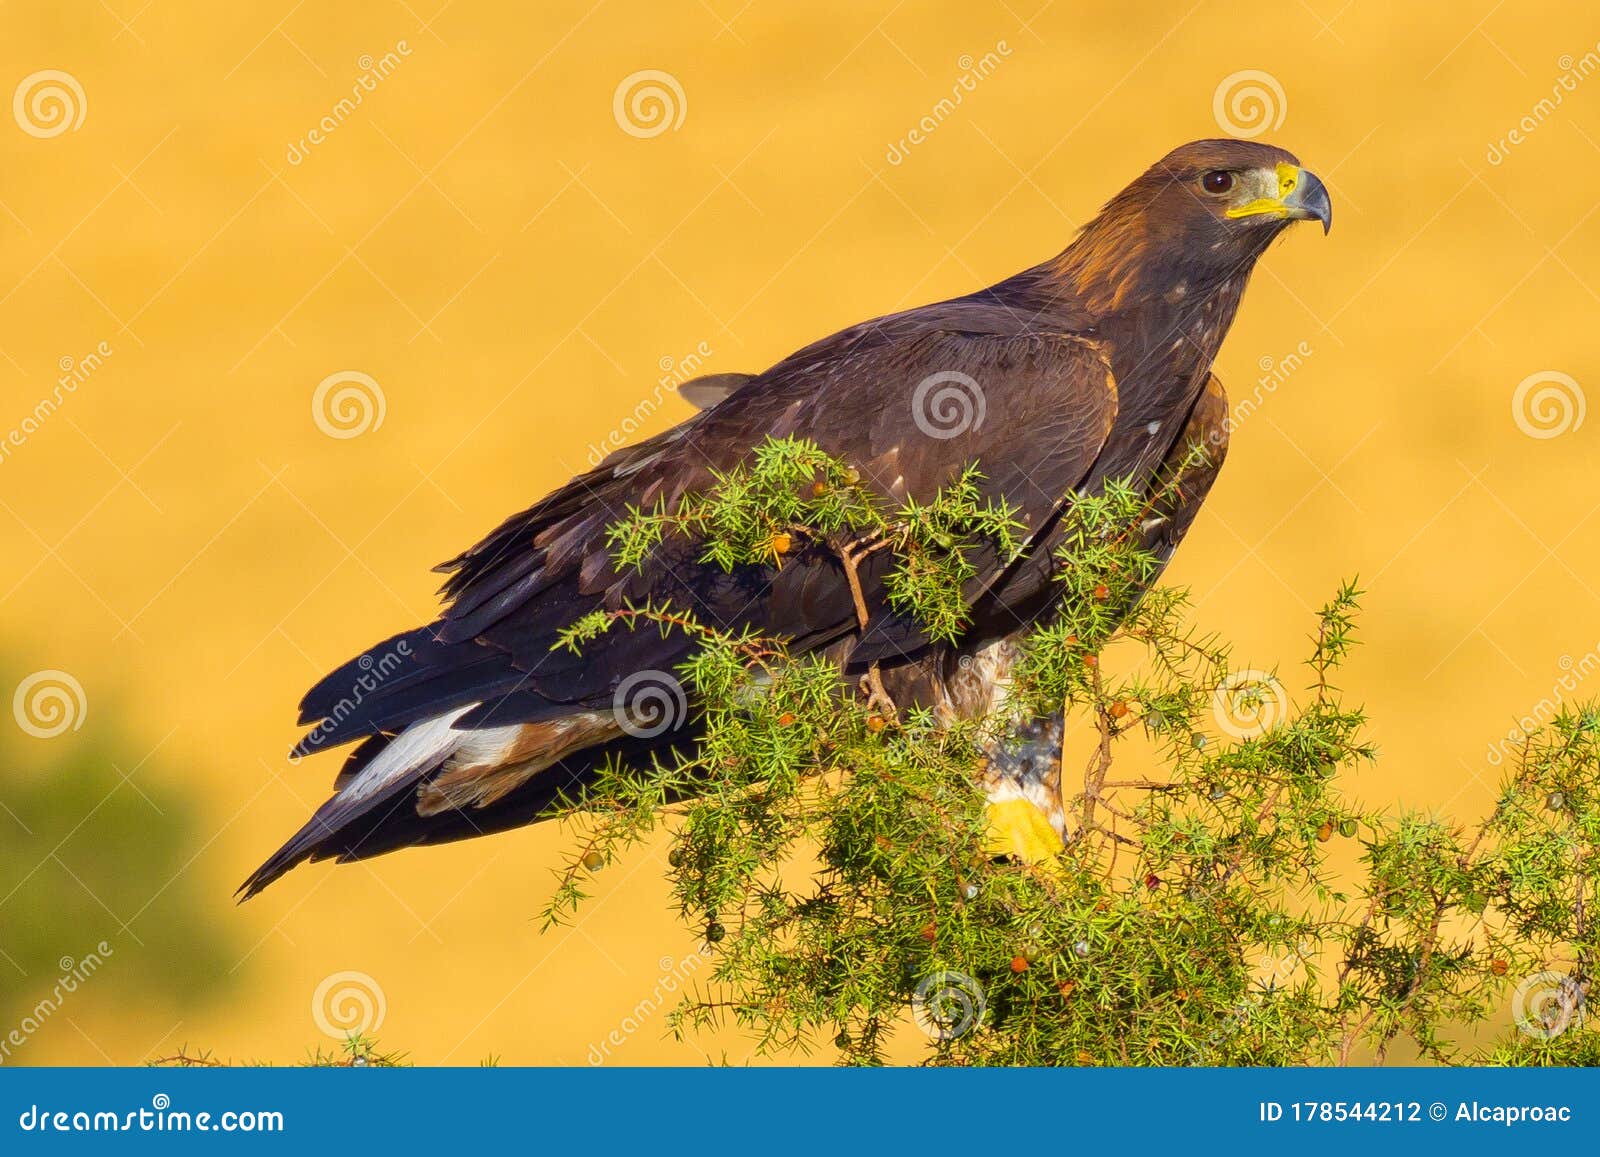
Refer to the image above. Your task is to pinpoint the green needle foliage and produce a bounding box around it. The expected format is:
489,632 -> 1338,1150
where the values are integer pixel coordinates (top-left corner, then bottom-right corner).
545,437 -> 1598,1067
605,436 -> 1025,644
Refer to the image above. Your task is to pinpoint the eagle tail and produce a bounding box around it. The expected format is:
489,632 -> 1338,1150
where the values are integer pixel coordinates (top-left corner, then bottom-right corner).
239,704 -> 673,899
235,772 -> 424,900
238,706 -> 483,900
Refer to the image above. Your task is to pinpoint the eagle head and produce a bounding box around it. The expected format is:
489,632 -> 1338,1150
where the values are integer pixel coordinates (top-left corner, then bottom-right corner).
1147,137 -> 1332,236
1059,138 -> 1331,315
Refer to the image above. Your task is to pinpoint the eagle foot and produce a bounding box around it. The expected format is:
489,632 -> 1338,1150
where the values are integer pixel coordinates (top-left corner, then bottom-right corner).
979,712 -> 1068,863
983,798 -> 1067,863
859,663 -> 899,724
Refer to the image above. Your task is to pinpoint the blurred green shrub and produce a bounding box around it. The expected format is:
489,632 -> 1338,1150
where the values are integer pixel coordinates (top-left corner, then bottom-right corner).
0,680 -> 233,1063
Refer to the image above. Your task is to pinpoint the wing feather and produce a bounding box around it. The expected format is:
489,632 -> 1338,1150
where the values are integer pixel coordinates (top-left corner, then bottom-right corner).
295,298 -> 1117,755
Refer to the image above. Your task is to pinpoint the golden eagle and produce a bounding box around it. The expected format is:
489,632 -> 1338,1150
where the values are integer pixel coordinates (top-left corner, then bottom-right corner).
242,139 -> 1331,897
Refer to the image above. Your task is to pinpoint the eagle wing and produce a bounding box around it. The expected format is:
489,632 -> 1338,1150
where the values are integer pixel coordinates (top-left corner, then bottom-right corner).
299,305 -> 1116,747
243,302 -> 1117,897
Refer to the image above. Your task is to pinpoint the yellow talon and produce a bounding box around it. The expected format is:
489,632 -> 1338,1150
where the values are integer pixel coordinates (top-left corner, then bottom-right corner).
984,798 -> 1065,863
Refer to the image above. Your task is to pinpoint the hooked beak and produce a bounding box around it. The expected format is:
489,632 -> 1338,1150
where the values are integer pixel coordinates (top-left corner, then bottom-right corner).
1226,163 -> 1333,234
1282,166 -> 1332,234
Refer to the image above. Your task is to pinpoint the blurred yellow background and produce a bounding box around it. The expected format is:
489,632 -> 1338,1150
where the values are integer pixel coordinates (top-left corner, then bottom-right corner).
1,0 -> 1597,1064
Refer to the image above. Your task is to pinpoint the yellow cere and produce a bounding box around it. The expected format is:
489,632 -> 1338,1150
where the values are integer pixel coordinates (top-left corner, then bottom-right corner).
1224,162 -> 1304,221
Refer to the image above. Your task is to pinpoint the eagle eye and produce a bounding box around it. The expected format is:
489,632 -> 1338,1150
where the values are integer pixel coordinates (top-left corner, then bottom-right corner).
1201,170 -> 1236,195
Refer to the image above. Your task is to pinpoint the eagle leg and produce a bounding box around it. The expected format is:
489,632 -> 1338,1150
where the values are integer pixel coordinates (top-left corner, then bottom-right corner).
979,712 -> 1067,862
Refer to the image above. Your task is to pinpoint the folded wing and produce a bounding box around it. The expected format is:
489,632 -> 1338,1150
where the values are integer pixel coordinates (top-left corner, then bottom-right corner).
242,298 -> 1118,896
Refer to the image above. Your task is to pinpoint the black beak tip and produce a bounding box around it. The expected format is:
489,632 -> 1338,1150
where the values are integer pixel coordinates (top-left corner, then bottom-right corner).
1301,170 -> 1333,235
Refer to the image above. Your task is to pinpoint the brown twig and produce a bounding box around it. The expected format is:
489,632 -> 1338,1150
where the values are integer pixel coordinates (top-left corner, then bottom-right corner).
836,533 -> 899,722
1080,663 -> 1115,835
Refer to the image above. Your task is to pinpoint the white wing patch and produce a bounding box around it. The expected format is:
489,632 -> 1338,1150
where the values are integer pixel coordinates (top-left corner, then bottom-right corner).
340,704 -> 479,803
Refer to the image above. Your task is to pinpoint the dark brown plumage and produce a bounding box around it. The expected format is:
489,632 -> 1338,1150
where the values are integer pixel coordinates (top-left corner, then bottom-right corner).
241,139 -> 1330,897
